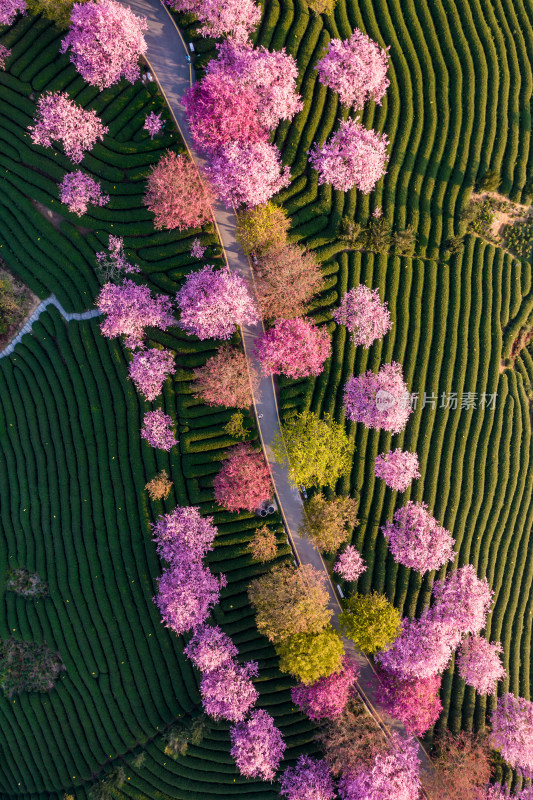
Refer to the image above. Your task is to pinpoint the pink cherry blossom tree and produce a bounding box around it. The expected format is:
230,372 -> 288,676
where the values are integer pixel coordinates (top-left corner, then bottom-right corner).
190,238 -> 206,260
344,362 -> 412,434
206,140 -> 291,208
254,318 -> 331,379
97,279 -> 174,349
96,235 -> 140,282
144,151 -> 214,231
128,348 -> 174,402
429,565 -> 494,636
165,0 -> 260,42
333,285 -> 392,348
0,44 -> 11,69
184,624 -> 238,673
213,444 -> 272,512
485,784 -> 533,800
144,111 -> 164,139
334,546 -> 366,583
140,409 -> 177,450
491,693 -> 533,775
200,659 -> 259,722
230,709 -> 286,781
176,265 -> 259,340
206,40 -> 303,130
376,671 -> 442,737
0,0 -> 26,26
291,657 -> 358,721
184,73 -> 267,154
152,505 -> 217,565
381,501 -> 455,574
29,91 -> 108,163
60,0 -> 148,90
337,733 -> 421,800
374,449 -> 420,492
309,119 -> 389,193
280,755 -> 336,800
58,171 -> 109,216
456,634 -> 506,696
315,29 -> 390,110
375,615 -> 461,680
154,560 -> 225,635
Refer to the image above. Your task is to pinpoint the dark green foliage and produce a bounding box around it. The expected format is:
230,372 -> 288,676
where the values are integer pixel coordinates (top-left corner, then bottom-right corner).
163,714 -> 209,759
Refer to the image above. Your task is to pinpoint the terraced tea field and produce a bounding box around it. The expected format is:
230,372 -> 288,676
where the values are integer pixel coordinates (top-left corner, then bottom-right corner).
0,15 -> 312,800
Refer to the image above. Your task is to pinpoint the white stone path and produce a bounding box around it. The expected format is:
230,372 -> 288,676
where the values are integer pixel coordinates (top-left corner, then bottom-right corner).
0,295 -> 100,358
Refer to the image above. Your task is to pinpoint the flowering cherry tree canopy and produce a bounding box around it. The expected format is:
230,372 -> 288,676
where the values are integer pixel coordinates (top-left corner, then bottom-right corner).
333,285 -> 392,348
140,409 -> 177,451
144,151 -> 214,231
176,265 -> 259,340
280,755 -> 336,800
206,40 -> 303,130
184,624 -> 238,673
456,634 -> 506,696
491,693 -> 533,775
193,345 -> 257,408
200,659 -> 259,722
344,361 -> 412,433
61,0 -> 148,89
29,91 -> 108,163
190,238 -> 206,260
152,505 -> 216,565
96,235 -> 140,282
334,545 -> 366,583
143,111 -> 164,139
309,119 -> 389,193
97,279 -> 174,349
374,449 -> 420,492
58,170 -> 109,217
376,671 -> 443,737
206,140 -> 291,208
184,73 -> 267,154
376,615 -> 460,680
338,733 -> 421,800
430,565 -> 493,636
315,29 -> 390,110
213,444 -> 272,512
381,501 -> 455,574
154,560 -> 225,636
128,348 -> 174,402
0,0 -> 26,26
254,318 -> 331,379
291,657 -> 358,721
165,0 -> 261,43
230,709 -> 286,782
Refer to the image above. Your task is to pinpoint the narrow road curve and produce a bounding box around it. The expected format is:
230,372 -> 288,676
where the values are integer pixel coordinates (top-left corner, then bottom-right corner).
0,295 -> 100,358
121,0 -> 431,775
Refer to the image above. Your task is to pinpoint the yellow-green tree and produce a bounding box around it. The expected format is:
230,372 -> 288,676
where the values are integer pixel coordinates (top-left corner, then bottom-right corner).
339,592 -> 402,654
273,411 -> 354,489
307,0 -> 336,13
247,525 -> 278,563
26,0 -> 88,28
236,202 -> 290,255
276,627 -> 345,684
300,493 -> 358,554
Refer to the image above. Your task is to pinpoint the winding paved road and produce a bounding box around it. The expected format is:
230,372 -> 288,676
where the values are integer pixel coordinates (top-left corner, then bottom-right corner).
120,0 -> 431,778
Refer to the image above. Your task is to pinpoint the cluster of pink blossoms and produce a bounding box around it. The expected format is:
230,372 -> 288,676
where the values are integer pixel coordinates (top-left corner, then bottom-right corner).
97,279 -> 174,349
309,119 -> 389,194
374,449 -> 420,492
338,733 -> 421,800
280,755 -> 336,800
230,708 -> 286,782
213,444 -> 272,513
0,0 -> 26,26
200,659 -> 259,722
96,235 -> 140,280
382,501 -> 455,574
430,565 -> 494,635
254,318 -> 331,379
190,238 -> 206,260
344,361 -> 412,434
206,140 -> 291,209
140,409 -> 177,451
491,693 -> 533,776
29,91 -> 108,163
61,0 -> 148,89
334,545 -> 366,583
456,634 -> 506,696
165,0 -> 260,43
376,672 -> 442,737
485,784 -> 533,800
315,29 -> 390,110
143,111 -> 164,139
0,43 -> 11,69
333,285 -> 392,348
291,657 -> 358,721
128,348 -> 174,402
58,171 -> 109,217
184,623 -> 237,672
176,265 -> 259,340
152,506 -> 216,564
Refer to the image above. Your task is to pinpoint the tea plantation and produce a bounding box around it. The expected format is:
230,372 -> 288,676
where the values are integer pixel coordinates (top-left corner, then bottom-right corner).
0,14 -> 313,800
